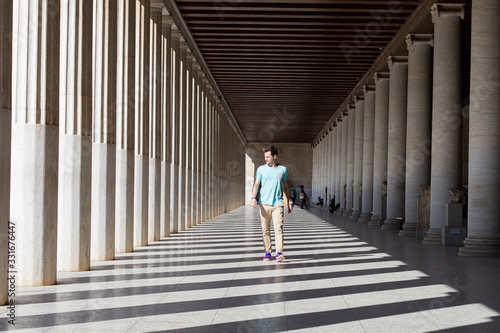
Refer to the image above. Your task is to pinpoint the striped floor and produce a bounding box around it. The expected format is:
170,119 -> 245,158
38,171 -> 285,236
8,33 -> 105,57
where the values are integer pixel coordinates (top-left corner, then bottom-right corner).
1,205 -> 500,332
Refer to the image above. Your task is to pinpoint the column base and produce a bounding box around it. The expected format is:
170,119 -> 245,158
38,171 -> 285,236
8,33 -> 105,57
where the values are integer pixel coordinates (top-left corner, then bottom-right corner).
368,214 -> 380,226
399,222 -> 417,237
423,228 -> 442,245
336,208 -> 345,216
459,238 -> 500,257
343,209 -> 352,218
381,218 -> 400,231
350,210 -> 359,220
358,212 -> 372,223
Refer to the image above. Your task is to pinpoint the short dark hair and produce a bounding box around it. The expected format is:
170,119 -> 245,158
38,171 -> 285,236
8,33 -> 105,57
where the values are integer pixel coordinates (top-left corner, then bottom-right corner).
262,145 -> 278,156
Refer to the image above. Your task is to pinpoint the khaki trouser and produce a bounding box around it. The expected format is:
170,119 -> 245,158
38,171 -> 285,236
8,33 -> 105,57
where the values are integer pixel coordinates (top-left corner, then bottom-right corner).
258,203 -> 284,253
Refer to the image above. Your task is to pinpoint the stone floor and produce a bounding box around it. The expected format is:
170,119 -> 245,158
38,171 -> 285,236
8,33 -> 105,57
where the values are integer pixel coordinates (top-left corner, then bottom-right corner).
1,205 -> 500,332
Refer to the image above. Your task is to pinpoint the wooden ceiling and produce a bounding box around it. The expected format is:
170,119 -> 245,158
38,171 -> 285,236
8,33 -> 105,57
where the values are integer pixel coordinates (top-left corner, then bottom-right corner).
171,0 -> 470,144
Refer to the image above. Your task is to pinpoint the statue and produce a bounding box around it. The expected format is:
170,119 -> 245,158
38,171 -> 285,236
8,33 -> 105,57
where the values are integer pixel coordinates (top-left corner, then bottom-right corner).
448,186 -> 467,203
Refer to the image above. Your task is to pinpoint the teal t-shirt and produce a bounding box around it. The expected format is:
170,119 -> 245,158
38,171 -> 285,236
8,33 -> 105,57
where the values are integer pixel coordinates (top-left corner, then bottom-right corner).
255,164 -> 288,205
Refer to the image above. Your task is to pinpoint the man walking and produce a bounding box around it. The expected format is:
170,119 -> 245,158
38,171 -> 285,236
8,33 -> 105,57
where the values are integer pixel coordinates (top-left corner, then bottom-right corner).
251,145 -> 293,262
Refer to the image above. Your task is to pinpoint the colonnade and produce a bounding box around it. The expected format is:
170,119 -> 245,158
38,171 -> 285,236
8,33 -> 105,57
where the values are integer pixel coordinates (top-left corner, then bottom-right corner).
0,0 -> 245,304
312,1 -> 500,256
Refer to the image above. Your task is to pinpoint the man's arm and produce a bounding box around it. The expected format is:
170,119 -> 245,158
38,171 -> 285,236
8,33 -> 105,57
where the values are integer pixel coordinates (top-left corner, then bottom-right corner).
283,180 -> 293,213
251,177 -> 260,208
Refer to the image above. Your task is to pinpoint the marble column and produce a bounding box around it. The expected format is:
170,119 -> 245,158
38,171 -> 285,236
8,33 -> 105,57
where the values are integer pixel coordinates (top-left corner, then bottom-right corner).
345,104 -> 356,217
11,0 -> 60,286
160,16 -> 172,237
199,76 -> 208,222
359,85 -> 376,223
91,0 -> 117,261
133,0 -> 149,246
383,56 -> 408,231
325,124 -> 335,205
115,0 -> 136,253
58,0 -> 93,269
460,0 -> 500,256
369,73 -> 390,226
208,92 -> 215,219
178,41 -> 188,231
148,4 -> 162,242
424,4 -> 464,245
351,95 -> 365,220
312,142 -> 319,202
196,70 -> 205,224
331,123 -> 337,208
400,34 -> 433,237
0,0 -> 12,303
335,117 -> 343,210
193,67 -> 203,225
170,29 -> 181,233
340,111 -> 349,213
184,52 -> 194,228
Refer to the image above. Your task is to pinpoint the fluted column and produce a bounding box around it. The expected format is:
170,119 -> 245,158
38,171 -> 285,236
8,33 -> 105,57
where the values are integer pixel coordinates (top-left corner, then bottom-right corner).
196,68 -> 205,224
184,52 -> 195,228
178,41 -> 188,231
0,0 -> 12,303
115,0 -> 136,253
383,56 -> 408,231
58,0 -> 93,269
170,29 -> 181,233
340,112 -> 348,213
460,0 -> 500,256
133,0 -> 150,246
331,123 -> 337,208
160,15 -> 172,237
11,0 -> 60,286
148,4 -> 162,242
91,0 -> 117,260
335,117 -> 342,210
199,76 -> 208,222
194,68 -> 204,225
345,104 -> 355,217
400,34 -> 433,237
369,73 -> 390,226
359,85 -> 376,223
351,95 -> 365,219
425,4 -> 465,245
328,125 -> 335,205
191,64 -> 200,224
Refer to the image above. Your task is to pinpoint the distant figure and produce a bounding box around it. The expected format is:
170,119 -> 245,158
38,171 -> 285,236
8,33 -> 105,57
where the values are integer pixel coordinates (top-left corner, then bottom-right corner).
290,186 -> 297,206
299,185 -> 309,209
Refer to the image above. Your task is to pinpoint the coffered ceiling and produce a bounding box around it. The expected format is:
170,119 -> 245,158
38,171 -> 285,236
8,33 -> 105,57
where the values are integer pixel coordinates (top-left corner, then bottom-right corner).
167,0 -> 470,144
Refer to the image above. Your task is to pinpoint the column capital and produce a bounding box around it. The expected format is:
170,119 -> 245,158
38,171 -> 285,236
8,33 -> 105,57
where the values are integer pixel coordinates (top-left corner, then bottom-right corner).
171,29 -> 182,40
150,3 -> 164,13
354,94 -> 365,103
179,40 -> 189,51
374,72 -> 390,82
348,104 -> 355,112
388,55 -> 408,69
186,51 -> 195,61
431,3 -> 465,23
162,15 -> 175,27
406,34 -> 434,49
363,84 -> 376,94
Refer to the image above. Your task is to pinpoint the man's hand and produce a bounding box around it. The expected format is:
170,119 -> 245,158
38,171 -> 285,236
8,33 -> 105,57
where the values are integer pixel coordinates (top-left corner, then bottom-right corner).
288,203 -> 293,214
251,198 -> 257,208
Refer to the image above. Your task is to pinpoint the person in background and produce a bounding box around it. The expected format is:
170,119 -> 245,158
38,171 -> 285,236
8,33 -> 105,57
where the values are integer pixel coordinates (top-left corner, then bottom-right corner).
300,185 -> 309,209
290,186 -> 297,207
